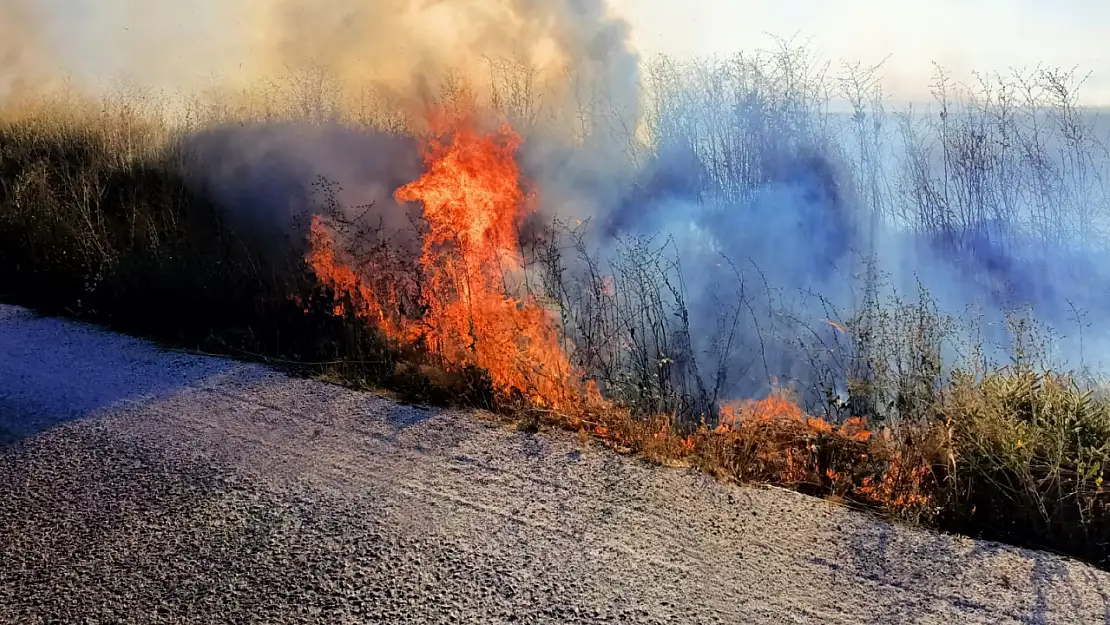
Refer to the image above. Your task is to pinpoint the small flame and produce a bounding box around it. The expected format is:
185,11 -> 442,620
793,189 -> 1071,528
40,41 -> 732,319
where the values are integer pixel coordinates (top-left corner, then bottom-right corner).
718,392 -> 804,427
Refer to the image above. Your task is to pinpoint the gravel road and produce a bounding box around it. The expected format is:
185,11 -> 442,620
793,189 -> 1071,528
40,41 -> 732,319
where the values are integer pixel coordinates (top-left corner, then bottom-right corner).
1,304 -> 1108,624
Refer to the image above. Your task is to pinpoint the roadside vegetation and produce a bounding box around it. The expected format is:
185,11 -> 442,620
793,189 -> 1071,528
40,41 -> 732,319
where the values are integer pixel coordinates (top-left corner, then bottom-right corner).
1,45 -> 1108,569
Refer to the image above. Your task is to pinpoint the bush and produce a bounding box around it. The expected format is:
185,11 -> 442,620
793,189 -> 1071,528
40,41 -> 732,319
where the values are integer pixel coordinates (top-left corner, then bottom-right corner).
939,368 -> 1110,560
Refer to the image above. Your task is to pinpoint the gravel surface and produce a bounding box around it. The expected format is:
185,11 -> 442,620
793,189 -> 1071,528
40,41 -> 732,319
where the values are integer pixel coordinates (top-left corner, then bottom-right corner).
1,304 -> 1109,624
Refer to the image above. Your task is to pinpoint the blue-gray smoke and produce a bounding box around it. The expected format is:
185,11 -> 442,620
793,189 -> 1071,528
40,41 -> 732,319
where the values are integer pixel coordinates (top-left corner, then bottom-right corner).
516,61 -> 1110,412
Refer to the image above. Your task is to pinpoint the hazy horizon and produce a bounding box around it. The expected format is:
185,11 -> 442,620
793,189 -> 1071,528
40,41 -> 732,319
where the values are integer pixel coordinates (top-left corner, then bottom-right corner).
612,0 -> 1110,107
4,0 -> 1108,108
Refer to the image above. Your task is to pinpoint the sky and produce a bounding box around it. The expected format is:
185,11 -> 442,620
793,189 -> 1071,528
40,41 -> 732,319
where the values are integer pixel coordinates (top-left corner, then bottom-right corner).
21,0 -> 1110,106
610,0 -> 1110,105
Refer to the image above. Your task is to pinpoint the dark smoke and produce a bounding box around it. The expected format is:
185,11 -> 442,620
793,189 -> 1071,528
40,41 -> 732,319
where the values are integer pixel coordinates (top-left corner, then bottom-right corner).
178,122 -> 423,269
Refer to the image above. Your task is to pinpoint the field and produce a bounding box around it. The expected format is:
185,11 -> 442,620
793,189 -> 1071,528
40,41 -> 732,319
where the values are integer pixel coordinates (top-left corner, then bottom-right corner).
1,44 -> 1109,569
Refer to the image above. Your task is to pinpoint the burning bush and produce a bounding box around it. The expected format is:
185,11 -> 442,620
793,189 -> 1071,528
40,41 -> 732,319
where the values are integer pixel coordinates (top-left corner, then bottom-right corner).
307,113 -> 608,417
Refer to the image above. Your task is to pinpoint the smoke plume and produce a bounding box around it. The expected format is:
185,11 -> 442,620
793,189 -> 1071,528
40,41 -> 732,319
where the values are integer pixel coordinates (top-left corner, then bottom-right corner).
0,0 -> 54,102
13,0 -> 638,125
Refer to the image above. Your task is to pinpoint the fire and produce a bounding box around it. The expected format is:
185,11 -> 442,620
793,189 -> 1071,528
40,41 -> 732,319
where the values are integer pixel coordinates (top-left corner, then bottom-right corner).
718,393 -> 804,428
718,392 -> 871,441
306,217 -> 413,341
307,112 -> 599,414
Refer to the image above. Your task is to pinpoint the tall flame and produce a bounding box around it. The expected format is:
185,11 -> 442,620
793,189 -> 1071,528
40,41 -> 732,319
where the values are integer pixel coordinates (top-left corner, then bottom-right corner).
307,112 -> 600,414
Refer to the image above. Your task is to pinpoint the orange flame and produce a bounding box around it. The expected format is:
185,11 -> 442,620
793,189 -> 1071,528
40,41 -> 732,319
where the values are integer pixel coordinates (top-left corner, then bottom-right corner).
718,393 -> 804,428
718,392 -> 872,441
306,217 -> 413,341
307,112 -> 601,414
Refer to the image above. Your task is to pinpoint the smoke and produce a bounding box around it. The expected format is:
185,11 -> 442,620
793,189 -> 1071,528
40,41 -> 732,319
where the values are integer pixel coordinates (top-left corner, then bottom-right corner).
19,0 -> 644,246
0,0 -> 55,102
179,122 -> 424,266
571,116 -> 869,402
12,0 -> 638,124
513,53 -> 1110,408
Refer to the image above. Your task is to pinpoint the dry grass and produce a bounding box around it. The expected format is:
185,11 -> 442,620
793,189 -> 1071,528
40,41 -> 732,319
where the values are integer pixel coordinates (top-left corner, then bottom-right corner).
938,367 -> 1110,558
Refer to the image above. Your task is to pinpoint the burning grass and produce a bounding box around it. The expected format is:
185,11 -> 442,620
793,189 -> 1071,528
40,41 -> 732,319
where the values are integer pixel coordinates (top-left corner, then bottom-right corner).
308,114 -> 605,416
0,90 -> 1108,571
